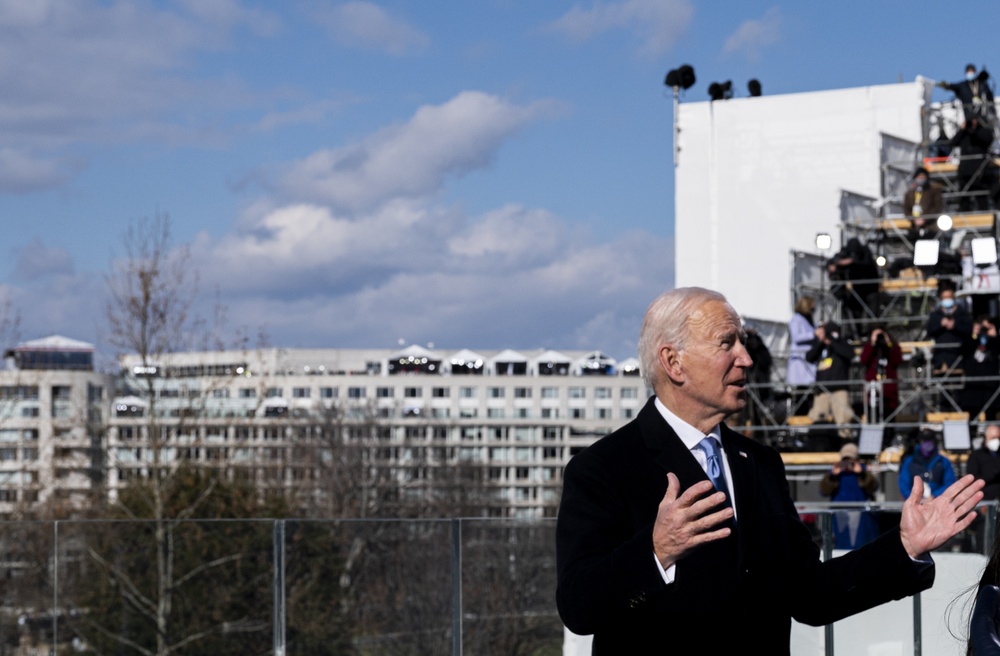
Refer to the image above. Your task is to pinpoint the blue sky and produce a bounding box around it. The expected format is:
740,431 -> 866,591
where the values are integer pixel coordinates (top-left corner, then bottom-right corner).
1,0 -> 998,363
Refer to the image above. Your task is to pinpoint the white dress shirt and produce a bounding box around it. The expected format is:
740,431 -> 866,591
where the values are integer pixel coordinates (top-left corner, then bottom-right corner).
653,397 -> 737,584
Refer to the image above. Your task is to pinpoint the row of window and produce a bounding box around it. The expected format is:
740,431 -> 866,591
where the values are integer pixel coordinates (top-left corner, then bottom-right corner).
115,424 -> 577,442
155,384 -> 644,400
0,448 -> 38,461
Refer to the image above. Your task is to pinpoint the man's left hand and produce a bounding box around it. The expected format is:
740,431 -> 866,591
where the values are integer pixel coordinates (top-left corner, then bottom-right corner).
900,474 -> 984,559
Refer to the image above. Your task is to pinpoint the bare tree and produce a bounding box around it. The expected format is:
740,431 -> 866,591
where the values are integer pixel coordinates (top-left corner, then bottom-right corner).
95,214 -> 268,655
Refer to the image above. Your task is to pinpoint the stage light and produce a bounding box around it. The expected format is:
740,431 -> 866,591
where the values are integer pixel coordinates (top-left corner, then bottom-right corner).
708,80 -> 733,101
815,233 -> 832,251
936,214 -> 953,231
664,64 -> 696,90
748,79 -> 762,97
876,255 -> 887,267
913,239 -> 940,266
972,237 -> 999,265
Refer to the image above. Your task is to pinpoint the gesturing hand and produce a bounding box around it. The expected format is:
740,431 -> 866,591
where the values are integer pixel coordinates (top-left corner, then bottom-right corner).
900,474 -> 984,558
653,472 -> 734,570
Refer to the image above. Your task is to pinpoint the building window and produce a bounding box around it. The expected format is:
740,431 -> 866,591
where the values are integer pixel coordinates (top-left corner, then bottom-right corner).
212,388 -> 230,398
377,387 -> 394,398
432,387 -> 449,398
239,388 -> 256,398
266,387 -> 283,398
22,448 -> 38,461
568,387 -> 585,399
571,408 -> 585,419
488,387 -> 505,399
320,387 -> 338,398
595,387 -> 612,399
460,387 -> 477,399
543,427 -> 561,440
404,387 -> 422,398
348,387 -> 366,399
514,387 -> 531,399
621,387 -> 639,399
292,387 -> 311,399
541,408 -> 558,419
622,408 -> 636,419
487,408 -> 505,418
515,408 -> 529,418
541,387 -> 559,399
596,408 -> 612,419
459,408 -> 477,418
516,467 -> 530,480
21,406 -> 39,418
0,449 -> 16,461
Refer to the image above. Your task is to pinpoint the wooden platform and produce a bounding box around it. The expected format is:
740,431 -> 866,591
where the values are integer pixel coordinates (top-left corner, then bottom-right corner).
880,277 -> 938,292
878,212 -> 995,231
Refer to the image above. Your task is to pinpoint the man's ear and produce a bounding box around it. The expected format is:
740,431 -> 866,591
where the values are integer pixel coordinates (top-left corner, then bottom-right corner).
658,345 -> 685,384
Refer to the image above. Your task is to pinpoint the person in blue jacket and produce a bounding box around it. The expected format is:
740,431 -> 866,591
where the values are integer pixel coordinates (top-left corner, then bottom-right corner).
899,430 -> 957,499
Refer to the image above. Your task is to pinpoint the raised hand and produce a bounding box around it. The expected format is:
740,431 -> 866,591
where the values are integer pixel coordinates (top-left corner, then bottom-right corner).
653,472 -> 734,570
900,474 -> 984,558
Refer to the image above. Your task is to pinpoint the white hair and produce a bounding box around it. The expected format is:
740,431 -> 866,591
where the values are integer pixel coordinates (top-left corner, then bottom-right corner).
638,287 -> 729,389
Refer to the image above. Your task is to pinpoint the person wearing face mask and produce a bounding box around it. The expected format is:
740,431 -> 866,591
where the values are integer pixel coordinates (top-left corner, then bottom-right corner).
903,167 -> 944,237
899,430 -> 957,499
939,64 -> 996,124
961,316 -> 1000,420
926,284 -> 972,373
806,320 -> 856,442
819,442 -> 880,549
967,425 -> 1000,501
966,425 -> 1000,557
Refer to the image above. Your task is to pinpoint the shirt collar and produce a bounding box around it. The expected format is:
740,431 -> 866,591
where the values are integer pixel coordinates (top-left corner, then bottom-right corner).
654,397 -> 722,450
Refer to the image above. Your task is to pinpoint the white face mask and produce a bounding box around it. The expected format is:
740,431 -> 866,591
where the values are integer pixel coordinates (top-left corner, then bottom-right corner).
988,438 -> 1000,452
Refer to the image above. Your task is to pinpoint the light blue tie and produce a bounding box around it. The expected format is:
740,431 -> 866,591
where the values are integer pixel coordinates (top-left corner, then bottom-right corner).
697,436 -> 731,508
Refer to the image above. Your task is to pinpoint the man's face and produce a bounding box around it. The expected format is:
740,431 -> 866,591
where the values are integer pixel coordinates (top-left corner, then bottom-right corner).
940,290 -> 956,313
673,301 -> 753,420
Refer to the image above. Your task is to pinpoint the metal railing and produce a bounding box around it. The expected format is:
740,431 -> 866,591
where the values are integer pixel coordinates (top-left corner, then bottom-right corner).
0,509 -> 995,655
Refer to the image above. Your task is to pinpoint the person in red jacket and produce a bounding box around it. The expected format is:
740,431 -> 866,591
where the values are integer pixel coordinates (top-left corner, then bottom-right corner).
859,326 -> 903,423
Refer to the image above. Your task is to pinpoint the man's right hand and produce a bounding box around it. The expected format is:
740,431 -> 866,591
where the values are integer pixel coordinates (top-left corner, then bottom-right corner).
653,472 -> 734,570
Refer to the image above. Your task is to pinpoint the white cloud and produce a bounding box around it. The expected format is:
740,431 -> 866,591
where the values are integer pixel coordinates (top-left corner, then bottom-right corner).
314,2 -> 428,55
723,7 -> 782,61
276,91 -> 555,211
188,189 -> 672,358
549,0 -> 694,57
0,148 -> 81,193
447,204 -> 567,266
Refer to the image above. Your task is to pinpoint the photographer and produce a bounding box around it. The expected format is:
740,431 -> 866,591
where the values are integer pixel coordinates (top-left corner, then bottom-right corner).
926,284 -> 972,372
860,326 -> 903,422
819,443 -> 879,549
806,321 -> 856,441
939,64 -> 995,124
826,238 -> 879,338
961,315 -> 1000,420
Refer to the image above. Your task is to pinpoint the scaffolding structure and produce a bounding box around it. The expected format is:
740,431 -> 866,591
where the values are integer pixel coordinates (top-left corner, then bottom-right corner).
748,98 -> 1000,451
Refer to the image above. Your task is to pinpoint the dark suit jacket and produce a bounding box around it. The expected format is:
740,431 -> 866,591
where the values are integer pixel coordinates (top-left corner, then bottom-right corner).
556,398 -> 933,655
